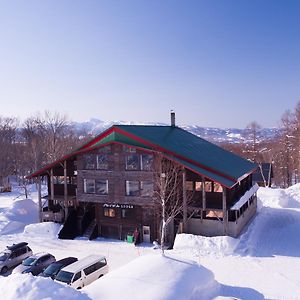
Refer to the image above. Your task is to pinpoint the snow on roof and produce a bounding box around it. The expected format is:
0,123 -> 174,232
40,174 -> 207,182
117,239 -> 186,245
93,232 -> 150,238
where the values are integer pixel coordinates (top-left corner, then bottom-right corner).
85,253 -> 219,300
62,255 -> 106,273
230,183 -> 259,210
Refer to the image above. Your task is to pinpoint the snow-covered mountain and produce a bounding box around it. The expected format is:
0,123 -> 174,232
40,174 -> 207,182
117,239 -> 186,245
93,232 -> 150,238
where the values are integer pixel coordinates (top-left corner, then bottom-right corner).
72,118 -> 281,144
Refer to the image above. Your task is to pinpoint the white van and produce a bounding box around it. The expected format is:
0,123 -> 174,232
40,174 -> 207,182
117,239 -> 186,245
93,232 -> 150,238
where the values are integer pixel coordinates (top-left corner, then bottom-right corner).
55,255 -> 108,289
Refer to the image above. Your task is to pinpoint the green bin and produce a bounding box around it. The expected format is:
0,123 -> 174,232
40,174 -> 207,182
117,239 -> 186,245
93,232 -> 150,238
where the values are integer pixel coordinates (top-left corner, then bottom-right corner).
127,235 -> 134,243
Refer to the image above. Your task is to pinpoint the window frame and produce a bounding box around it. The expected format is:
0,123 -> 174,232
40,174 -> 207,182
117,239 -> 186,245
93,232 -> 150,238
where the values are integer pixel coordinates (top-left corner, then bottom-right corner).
95,179 -> 108,195
83,179 -> 96,194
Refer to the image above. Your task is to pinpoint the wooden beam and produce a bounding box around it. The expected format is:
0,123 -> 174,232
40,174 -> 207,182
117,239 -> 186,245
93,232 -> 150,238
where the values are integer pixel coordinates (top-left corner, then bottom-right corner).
37,175 -> 42,223
64,160 -> 68,201
50,168 -> 54,201
202,176 -> 206,210
64,160 -> 69,219
222,187 -> 228,234
182,169 -> 187,232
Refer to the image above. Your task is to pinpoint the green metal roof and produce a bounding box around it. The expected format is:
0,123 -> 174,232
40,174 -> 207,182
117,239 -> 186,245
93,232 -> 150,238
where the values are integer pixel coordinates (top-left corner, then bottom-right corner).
114,125 -> 257,186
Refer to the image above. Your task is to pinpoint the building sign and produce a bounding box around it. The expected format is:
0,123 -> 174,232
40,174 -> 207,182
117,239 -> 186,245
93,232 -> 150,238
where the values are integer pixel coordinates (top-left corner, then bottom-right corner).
103,203 -> 134,209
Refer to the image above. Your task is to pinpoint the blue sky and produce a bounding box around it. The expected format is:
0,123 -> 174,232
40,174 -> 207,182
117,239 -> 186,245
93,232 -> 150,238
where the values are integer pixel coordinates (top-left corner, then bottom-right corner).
0,1 -> 300,128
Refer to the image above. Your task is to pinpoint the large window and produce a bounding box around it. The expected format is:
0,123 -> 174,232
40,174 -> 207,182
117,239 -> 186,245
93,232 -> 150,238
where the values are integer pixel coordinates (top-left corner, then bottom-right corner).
96,154 -> 108,170
83,154 -> 95,169
104,208 -> 116,218
84,179 -> 108,195
125,154 -> 139,170
121,208 -> 135,219
96,180 -> 108,195
141,154 -> 153,171
84,179 -> 95,193
195,182 -> 202,191
140,181 -> 154,197
125,181 -> 140,196
213,183 -> 223,193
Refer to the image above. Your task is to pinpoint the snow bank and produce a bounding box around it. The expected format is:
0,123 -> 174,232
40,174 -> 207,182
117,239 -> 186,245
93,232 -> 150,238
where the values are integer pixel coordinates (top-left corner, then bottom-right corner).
258,185 -> 300,209
0,274 -> 90,300
23,222 -> 62,238
0,199 -> 38,234
5,199 -> 38,223
173,233 -> 239,257
85,254 -> 219,300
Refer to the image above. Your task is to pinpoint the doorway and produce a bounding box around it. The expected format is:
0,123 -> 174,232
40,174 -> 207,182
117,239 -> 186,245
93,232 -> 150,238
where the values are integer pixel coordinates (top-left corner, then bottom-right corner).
142,226 -> 151,243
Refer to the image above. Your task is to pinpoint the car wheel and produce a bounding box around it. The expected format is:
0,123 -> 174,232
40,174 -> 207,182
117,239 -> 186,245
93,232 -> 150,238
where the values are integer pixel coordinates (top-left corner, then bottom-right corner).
1,266 -> 8,274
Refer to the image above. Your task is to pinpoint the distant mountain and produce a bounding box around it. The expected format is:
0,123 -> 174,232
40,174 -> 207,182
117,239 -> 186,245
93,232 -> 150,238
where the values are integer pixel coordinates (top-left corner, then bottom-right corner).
71,118 -> 281,144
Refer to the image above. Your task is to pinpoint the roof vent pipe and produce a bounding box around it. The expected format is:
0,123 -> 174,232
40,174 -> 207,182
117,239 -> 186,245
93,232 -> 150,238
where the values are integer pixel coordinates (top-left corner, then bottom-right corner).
171,110 -> 176,127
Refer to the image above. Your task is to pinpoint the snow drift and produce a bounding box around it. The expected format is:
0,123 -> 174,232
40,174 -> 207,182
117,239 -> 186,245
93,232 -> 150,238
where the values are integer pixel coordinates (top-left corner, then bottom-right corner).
85,254 -> 219,300
0,274 -> 90,300
0,199 -> 38,235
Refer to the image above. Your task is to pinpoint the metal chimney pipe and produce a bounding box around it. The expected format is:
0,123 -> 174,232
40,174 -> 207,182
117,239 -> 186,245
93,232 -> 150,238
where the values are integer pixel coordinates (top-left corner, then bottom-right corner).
171,110 -> 175,127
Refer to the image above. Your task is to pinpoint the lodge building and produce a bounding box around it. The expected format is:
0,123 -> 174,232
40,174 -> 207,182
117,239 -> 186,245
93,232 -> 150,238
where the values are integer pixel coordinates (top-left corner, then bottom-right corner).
28,114 -> 258,244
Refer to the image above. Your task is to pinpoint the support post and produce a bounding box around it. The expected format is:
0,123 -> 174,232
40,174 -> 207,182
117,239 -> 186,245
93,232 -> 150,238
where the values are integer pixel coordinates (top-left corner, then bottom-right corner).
50,168 -> 54,201
202,176 -> 206,210
222,187 -> 228,234
182,169 -> 187,232
64,160 -> 69,219
37,175 -> 42,223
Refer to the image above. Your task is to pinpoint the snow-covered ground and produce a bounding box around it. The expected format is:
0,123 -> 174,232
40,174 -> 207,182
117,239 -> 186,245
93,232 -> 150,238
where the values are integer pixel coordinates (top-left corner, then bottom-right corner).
1,182 -> 300,299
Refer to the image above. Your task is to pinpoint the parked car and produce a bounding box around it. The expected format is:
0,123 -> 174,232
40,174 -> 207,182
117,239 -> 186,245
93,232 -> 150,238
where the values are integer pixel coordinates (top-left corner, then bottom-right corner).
12,252 -> 56,276
39,257 -> 78,279
0,242 -> 32,274
55,255 -> 108,289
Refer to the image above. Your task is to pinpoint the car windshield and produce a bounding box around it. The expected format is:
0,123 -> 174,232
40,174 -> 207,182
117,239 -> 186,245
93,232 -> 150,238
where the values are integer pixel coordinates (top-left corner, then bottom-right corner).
22,257 -> 37,266
55,270 -> 74,284
43,263 -> 61,276
0,252 -> 9,261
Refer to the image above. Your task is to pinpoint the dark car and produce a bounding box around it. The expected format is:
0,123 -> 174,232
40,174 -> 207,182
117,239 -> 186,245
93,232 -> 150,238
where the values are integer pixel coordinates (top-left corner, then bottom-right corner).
39,257 -> 78,279
12,252 -> 56,276
0,242 -> 32,274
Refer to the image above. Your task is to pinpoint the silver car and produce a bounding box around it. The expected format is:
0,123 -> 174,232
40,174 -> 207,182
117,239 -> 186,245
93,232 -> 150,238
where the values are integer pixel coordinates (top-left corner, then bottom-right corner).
12,252 -> 56,276
0,242 -> 33,274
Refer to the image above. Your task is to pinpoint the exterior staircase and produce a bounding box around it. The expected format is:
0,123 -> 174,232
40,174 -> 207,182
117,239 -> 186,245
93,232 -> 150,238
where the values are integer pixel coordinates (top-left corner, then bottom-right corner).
82,219 -> 97,240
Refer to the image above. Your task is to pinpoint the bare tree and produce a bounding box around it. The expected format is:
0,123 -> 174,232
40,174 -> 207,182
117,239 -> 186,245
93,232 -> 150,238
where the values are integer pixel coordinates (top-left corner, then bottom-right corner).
153,154 -> 186,254
0,116 -> 18,189
245,121 -> 262,162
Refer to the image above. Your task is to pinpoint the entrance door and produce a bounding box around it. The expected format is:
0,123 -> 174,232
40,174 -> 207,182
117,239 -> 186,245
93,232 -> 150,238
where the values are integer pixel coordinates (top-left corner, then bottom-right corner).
142,226 -> 151,243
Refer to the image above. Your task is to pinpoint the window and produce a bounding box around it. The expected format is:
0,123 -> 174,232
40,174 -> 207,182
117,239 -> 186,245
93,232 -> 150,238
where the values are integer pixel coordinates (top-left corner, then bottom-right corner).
73,272 -> 81,282
140,181 -> 154,197
83,154 -> 95,169
195,182 -> 202,191
205,210 -> 223,219
84,263 -> 100,275
97,154 -> 108,170
125,181 -> 139,196
186,181 -> 194,191
96,180 -> 108,195
213,183 -> 223,193
104,208 -> 116,217
125,154 -> 139,170
121,208 -> 135,219
141,154 -> 153,171
204,181 -> 212,192
84,179 -> 95,194
54,176 -> 65,184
